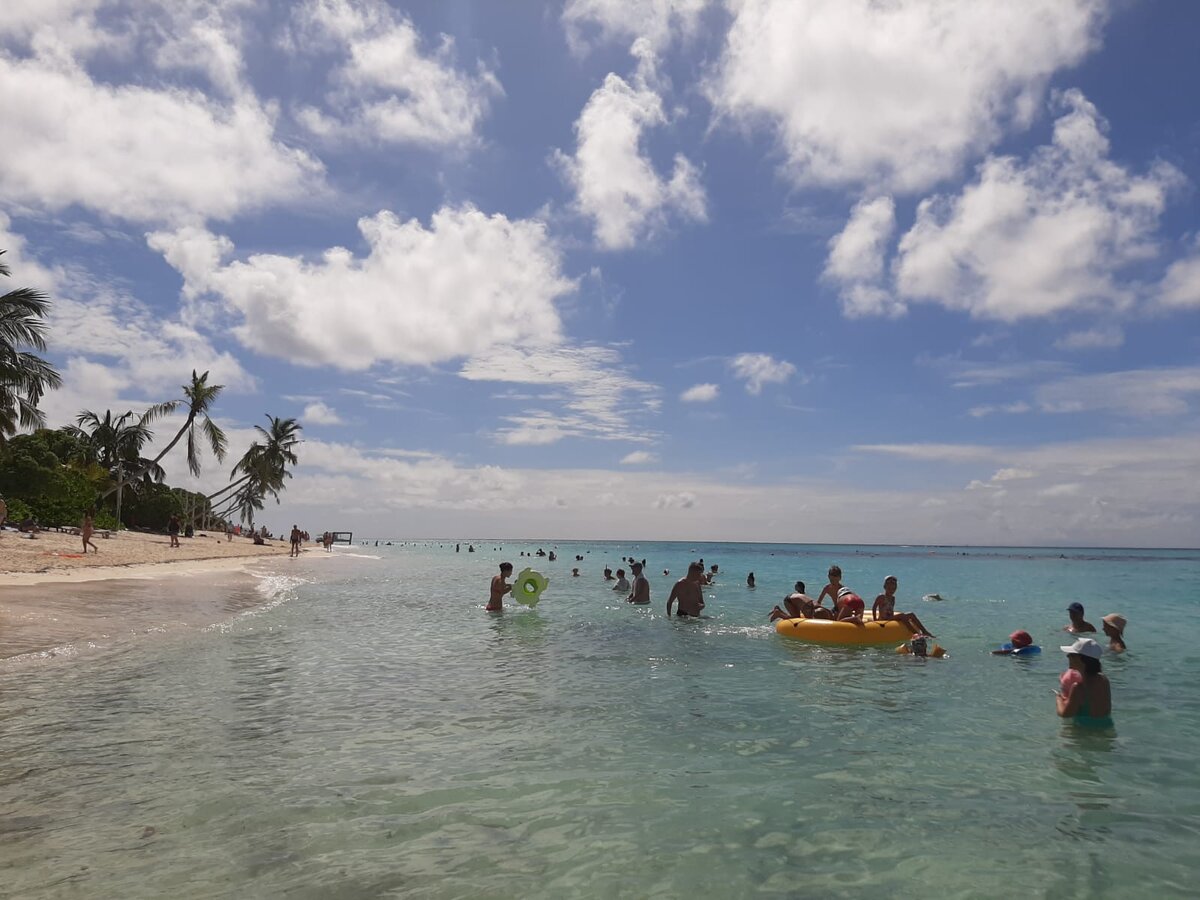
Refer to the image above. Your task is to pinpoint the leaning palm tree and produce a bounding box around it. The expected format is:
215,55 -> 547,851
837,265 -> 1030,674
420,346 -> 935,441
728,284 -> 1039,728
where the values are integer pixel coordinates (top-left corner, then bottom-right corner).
0,250 -> 62,441
209,416 -> 301,524
102,370 -> 227,501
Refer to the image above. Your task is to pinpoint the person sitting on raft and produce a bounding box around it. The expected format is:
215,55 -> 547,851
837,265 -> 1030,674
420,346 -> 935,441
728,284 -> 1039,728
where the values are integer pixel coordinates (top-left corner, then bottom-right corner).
897,634 -> 946,658
769,581 -> 833,622
487,562 -> 513,612
1101,614 -> 1127,653
834,587 -> 866,624
1056,638 -> 1113,728
667,562 -> 706,618
872,576 -> 935,637
992,630 -> 1038,655
1064,602 -> 1096,634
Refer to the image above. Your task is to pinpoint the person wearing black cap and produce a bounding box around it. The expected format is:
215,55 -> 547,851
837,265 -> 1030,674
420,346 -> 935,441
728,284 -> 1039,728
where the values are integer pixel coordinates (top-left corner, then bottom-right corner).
1064,602 -> 1096,634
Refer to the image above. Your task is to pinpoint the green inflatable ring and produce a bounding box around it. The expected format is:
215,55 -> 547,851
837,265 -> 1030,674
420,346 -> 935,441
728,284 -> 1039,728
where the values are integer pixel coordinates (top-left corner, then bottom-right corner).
513,568 -> 549,607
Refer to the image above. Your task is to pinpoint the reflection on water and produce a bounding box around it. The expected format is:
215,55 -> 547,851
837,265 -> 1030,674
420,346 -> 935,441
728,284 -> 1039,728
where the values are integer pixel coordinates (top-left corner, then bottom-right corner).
1,544 -> 1198,898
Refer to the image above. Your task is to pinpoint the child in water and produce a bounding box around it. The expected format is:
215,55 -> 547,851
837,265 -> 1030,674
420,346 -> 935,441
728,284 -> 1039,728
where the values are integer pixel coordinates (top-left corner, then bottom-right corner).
897,634 -> 947,658
992,630 -> 1038,655
872,576 -> 935,637
487,562 -> 513,612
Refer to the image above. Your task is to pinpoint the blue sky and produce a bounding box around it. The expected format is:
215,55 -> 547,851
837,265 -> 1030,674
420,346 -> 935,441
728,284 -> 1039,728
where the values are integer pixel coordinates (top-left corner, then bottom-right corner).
2,0 -> 1199,546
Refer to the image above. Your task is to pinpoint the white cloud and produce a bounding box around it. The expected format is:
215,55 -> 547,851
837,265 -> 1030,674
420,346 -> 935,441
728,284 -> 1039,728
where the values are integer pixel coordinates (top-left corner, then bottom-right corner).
460,345 -> 660,446
992,468 -> 1035,482
293,0 -> 501,147
554,72 -> 706,250
853,444 -> 996,464
653,491 -> 697,509
1159,237 -> 1200,309
0,42 -> 322,225
894,91 -> 1182,321
620,450 -> 659,465
680,383 -> 719,403
1035,367 -> 1200,417
562,0 -> 710,55
1054,326 -> 1124,351
967,401 -> 1031,418
823,196 -> 902,317
302,401 -> 343,425
150,205 -> 574,369
729,352 -> 795,395
710,0 -> 1106,192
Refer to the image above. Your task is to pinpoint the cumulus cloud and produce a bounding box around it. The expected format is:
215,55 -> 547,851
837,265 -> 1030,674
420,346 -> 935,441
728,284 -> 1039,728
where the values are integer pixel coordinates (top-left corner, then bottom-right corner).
461,345 -> 660,446
894,91 -> 1183,321
710,0 -> 1106,192
150,205 -> 574,369
654,491 -> 697,509
293,0 -> 501,147
680,383 -> 719,403
1159,237 -> 1200,309
823,196 -> 902,317
554,71 -> 706,250
729,353 -> 796,395
302,401 -> 343,425
562,0 -> 710,55
620,450 -> 659,465
0,25 -> 321,225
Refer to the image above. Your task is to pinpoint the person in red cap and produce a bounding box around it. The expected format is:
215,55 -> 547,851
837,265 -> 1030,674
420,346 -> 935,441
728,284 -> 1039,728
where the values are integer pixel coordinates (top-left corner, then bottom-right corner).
992,629 -> 1040,655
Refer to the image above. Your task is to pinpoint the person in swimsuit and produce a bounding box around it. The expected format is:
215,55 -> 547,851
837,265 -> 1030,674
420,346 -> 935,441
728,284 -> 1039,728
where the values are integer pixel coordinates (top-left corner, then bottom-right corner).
1101,614 -> 1127,653
626,562 -> 650,605
834,586 -> 865,624
1056,638 -> 1113,728
1065,602 -> 1096,634
81,510 -> 99,554
816,565 -> 844,609
872,576 -> 934,637
612,568 -> 630,592
667,562 -> 705,617
769,581 -> 833,622
168,514 -> 181,548
487,562 -> 513,612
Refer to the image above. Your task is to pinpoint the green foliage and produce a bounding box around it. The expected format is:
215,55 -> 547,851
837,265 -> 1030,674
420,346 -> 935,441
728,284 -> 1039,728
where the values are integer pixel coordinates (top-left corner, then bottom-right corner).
0,429 -> 106,526
29,466 -> 101,527
4,496 -> 30,523
92,510 -> 119,530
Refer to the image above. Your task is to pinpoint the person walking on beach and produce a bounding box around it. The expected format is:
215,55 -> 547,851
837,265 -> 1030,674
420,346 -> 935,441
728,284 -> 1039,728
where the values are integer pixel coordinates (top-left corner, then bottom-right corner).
667,562 -> 706,617
1056,638 -> 1113,728
289,524 -> 302,558
167,514 -> 181,548
81,510 -> 99,554
488,562 -> 513,612
626,561 -> 650,605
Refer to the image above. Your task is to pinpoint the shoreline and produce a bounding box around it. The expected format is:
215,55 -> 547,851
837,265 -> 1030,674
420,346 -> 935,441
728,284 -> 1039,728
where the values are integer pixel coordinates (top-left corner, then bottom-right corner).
0,553 -> 288,587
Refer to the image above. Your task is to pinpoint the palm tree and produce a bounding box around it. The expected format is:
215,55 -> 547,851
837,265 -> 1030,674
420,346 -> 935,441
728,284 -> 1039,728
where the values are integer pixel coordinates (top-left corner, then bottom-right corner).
209,416 -> 301,523
0,250 -> 62,441
103,370 -> 227,500
65,409 -> 163,524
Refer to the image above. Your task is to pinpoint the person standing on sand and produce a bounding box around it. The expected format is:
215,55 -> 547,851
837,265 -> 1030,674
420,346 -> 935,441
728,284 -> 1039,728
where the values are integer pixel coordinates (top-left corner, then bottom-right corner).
289,524 -> 301,558
626,561 -> 650,605
667,562 -> 706,617
488,562 -> 513,612
168,514 -> 181,548
81,510 -> 99,554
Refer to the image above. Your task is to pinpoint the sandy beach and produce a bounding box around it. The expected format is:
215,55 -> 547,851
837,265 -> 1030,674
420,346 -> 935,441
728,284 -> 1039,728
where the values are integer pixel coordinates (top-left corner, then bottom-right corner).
0,527 -> 292,586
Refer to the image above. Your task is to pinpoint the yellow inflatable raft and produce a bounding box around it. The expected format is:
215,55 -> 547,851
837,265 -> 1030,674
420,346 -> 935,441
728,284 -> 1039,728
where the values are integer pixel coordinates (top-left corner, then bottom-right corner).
774,616 -> 911,646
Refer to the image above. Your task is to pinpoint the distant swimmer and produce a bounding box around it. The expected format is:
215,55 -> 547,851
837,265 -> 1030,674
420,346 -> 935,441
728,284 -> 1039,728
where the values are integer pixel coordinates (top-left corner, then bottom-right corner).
922,593 -> 945,602
487,562 -> 513,612
626,562 -> 650,605
746,572 -> 755,589
667,562 -> 706,617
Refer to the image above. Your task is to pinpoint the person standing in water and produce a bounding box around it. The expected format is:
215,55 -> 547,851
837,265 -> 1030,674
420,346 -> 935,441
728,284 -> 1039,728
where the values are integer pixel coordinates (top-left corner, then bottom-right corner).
1064,602 -> 1096,633
1101,614 -> 1127,653
667,563 -> 706,617
1056,638 -> 1113,728
626,561 -> 650,605
487,562 -> 513,612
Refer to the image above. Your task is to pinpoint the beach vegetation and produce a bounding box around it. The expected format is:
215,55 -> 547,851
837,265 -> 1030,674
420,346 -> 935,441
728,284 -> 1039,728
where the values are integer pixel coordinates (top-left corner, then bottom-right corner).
208,415 -> 302,525
0,250 -> 62,442
0,430 -> 108,526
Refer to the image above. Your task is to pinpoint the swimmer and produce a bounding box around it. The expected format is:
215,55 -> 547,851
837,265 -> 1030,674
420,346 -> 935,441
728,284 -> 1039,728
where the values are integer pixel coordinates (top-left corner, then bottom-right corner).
747,572 -> 756,589
612,568 -> 630,592
603,567 -> 614,581
487,562 -> 513,612
572,567 -> 580,577
992,630 -> 1035,655
667,562 -> 706,617
626,562 -> 650,605
1056,638 -> 1112,728
897,634 -> 947,658
1101,614 -> 1127,653
1064,602 -> 1096,634
872,576 -> 935,637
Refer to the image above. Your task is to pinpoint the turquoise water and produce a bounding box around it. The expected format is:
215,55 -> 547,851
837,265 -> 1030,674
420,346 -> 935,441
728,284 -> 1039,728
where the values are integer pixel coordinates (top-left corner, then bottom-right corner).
2,541 -> 1199,898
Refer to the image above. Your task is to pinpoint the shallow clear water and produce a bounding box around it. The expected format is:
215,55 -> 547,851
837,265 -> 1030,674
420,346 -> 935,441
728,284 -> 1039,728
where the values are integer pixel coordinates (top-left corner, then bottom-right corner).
2,541 -> 1198,898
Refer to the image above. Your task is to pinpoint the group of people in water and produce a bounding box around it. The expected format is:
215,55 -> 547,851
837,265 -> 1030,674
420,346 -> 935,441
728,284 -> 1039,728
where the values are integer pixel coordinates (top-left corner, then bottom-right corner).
485,555 -> 1125,729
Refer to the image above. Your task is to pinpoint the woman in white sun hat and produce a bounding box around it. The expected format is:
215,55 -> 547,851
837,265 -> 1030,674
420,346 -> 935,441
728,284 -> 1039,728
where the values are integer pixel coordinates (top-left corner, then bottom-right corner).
1055,638 -> 1113,729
